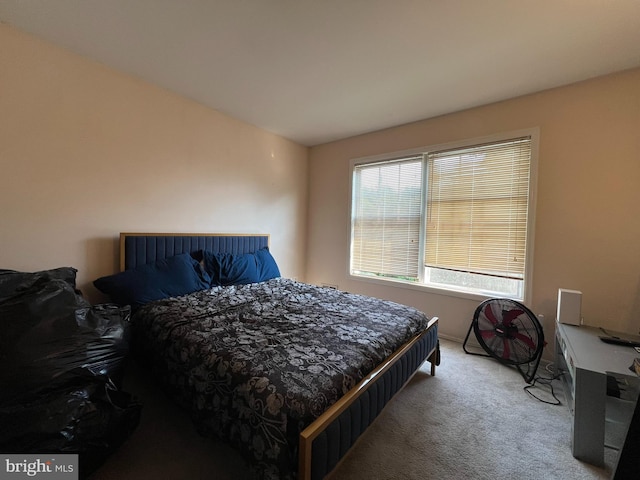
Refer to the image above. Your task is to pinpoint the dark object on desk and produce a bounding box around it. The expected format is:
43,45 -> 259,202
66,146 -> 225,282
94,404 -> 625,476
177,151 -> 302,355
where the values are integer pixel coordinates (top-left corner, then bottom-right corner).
599,336 -> 640,348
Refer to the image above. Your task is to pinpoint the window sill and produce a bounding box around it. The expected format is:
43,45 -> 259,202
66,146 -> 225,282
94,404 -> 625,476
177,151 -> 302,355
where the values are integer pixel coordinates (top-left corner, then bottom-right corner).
349,273 -> 524,303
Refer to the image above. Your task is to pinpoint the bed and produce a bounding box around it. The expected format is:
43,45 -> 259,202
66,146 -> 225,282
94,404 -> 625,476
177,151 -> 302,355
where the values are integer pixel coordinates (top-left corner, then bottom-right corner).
98,233 -> 439,480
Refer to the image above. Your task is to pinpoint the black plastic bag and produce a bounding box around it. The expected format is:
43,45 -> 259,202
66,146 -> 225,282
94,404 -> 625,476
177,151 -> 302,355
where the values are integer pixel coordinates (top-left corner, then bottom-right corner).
0,268 -> 141,476
0,374 -> 141,475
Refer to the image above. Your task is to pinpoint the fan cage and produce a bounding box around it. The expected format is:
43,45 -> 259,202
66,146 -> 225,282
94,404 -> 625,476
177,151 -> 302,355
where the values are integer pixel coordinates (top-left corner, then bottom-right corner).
463,298 -> 544,383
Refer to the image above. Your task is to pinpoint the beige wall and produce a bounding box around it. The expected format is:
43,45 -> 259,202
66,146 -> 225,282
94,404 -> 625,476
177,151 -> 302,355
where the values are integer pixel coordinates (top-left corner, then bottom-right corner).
0,24 -> 309,302
308,67 -> 640,346
3,23 -> 640,349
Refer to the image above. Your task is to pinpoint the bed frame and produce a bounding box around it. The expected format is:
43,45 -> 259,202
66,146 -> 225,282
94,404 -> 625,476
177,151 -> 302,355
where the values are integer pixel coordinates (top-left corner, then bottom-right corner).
120,232 -> 439,480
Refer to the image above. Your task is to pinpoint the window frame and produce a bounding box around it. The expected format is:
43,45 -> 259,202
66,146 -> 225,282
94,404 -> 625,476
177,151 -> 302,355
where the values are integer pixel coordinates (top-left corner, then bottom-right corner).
347,128 -> 539,304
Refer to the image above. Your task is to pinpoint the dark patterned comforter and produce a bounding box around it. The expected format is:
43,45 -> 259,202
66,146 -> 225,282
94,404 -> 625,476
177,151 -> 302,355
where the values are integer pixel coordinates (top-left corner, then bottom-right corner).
132,278 -> 432,479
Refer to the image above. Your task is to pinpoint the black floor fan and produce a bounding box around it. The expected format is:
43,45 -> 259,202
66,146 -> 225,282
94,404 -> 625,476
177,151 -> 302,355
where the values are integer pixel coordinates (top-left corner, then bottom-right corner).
463,298 -> 545,383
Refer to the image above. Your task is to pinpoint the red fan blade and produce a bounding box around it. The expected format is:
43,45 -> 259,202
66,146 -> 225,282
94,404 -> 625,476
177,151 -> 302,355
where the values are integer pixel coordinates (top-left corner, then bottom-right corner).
502,309 -> 524,326
483,303 -> 499,326
478,329 -> 497,339
513,332 -> 537,351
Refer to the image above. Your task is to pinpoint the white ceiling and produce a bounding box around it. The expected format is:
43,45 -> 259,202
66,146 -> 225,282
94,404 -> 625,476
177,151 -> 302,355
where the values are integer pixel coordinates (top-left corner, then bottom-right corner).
2,1 -> 640,146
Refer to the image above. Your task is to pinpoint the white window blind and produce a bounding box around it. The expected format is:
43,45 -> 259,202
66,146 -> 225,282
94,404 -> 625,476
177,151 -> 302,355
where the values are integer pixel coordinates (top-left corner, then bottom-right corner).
351,158 -> 423,280
425,137 -> 531,280
349,131 -> 535,299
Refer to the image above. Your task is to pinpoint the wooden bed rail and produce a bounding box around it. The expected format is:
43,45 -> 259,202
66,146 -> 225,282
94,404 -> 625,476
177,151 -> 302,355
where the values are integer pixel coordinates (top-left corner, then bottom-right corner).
298,316 -> 439,480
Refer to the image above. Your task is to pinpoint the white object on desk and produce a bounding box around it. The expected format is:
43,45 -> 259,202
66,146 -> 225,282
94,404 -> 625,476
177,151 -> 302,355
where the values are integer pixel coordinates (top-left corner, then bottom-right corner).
557,288 -> 582,325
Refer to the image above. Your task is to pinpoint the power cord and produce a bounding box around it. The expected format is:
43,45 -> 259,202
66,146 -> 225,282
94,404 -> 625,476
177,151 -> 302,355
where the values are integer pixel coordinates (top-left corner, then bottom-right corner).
523,362 -> 563,405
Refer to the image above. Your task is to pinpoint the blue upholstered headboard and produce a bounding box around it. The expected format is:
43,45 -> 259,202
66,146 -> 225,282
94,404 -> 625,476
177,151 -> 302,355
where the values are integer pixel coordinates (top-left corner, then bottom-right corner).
119,233 -> 270,271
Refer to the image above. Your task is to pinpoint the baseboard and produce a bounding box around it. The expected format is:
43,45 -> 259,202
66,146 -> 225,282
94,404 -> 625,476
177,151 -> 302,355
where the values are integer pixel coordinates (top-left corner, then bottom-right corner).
438,333 -> 464,344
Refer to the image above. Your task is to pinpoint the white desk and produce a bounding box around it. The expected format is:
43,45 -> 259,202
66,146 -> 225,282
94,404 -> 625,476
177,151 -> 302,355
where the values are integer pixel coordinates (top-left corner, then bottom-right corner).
554,321 -> 640,466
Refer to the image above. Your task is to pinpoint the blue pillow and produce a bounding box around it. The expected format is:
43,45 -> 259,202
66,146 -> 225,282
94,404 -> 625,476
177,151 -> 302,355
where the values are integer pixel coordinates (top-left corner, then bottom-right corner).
202,247 -> 280,286
93,253 -> 210,307
202,251 -> 259,285
255,247 -> 281,281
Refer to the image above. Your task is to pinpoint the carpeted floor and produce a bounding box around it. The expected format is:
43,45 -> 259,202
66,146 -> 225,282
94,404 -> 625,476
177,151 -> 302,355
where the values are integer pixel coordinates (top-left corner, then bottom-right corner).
89,339 -> 613,480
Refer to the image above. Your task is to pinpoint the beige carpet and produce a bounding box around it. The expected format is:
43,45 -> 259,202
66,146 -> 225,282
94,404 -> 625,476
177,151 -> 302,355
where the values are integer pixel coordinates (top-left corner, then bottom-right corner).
89,339 -> 613,480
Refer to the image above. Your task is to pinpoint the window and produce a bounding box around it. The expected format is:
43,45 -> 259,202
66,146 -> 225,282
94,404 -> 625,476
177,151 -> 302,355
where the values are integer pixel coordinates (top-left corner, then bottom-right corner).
350,131 -> 536,301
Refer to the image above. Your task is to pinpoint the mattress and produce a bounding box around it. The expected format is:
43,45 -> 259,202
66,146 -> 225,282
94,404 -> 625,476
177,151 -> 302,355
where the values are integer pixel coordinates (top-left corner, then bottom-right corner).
131,277 -> 433,479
